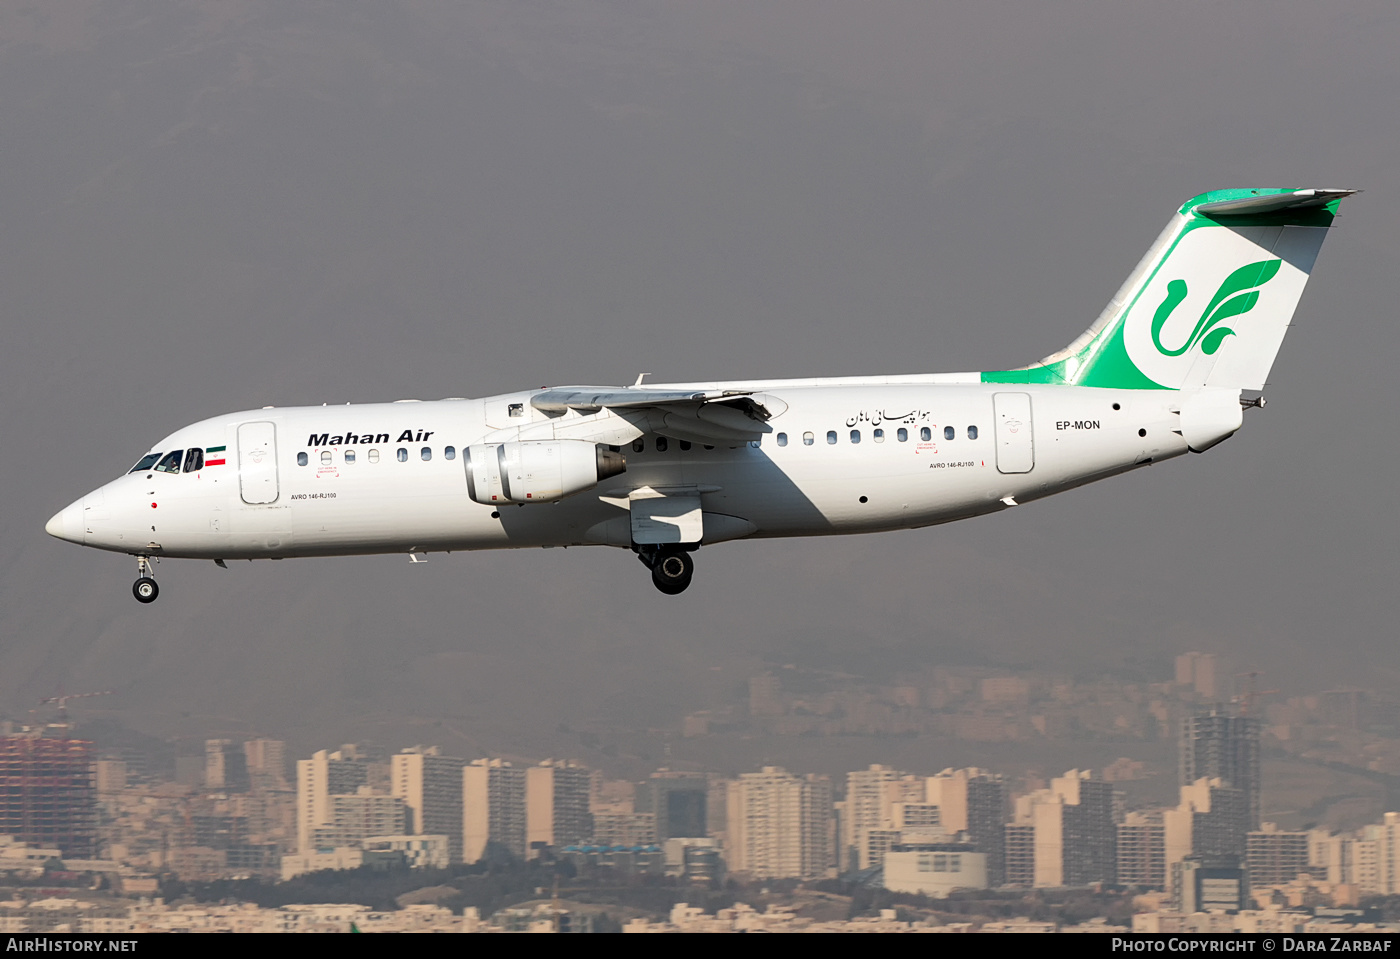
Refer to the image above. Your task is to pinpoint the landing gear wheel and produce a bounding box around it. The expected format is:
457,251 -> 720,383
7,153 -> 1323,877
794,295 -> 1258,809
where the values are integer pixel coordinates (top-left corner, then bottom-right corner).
651,550 -> 694,595
133,577 -> 159,604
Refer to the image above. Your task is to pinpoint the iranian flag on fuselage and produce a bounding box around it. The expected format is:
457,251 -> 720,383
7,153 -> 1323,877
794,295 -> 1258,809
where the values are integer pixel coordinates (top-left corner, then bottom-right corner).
206,445 -> 227,467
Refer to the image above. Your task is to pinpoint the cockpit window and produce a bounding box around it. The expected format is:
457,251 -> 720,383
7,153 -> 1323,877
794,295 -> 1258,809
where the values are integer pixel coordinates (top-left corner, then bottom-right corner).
129,453 -> 161,474
154,450 -> 184,474
183,449 -> 204,473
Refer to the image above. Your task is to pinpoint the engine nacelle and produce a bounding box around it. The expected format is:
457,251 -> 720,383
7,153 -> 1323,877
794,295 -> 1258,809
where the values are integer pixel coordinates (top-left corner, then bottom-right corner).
464,441 -> 626,505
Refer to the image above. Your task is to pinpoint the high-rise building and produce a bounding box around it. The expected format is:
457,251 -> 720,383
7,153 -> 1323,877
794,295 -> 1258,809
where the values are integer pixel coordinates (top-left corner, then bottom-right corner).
463,759 -> 527,863
1164,777 -> 1249,868
1016,769 -> 1117,887
205,739 -> 249,791
296,748 -> 369,853
1247,822 -> 1310,886
1118,812 -> 1167,889
927,767 -> 1009,886
640,771 -> 710,842
244,740 -> 288,791
840,764 -> 905,872
94,760 -> 127,794
1180,709 -> 1261,829
1004,824 -> 1035,886
591,811 -> 656,847
392,747 -> 467,863
0,735 -> 96,858
525,760 -> 593,854
1355,812 -> 1400,895
726,766 -> 832,880
1175,652 -> 1229,700
310,789 -> 409,848
1309,827 -> 1356,885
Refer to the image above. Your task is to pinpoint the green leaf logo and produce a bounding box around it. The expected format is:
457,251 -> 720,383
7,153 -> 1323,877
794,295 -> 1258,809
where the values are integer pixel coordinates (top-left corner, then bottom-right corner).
1150,258 -> 1282,357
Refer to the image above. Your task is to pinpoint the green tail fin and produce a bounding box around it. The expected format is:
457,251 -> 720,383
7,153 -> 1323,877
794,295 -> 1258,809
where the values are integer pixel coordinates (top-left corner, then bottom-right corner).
983,188 -> 1355,391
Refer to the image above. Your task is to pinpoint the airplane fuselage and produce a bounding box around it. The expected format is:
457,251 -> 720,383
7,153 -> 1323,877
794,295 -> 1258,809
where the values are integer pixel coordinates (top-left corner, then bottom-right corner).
50,376 -> 1191,562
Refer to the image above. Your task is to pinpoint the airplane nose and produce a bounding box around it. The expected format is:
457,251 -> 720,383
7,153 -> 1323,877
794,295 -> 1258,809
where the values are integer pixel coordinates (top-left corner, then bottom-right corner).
45,500 -> 85,544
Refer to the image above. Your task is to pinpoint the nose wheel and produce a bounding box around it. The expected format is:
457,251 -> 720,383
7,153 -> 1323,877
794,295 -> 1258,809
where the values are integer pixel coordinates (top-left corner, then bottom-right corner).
132,556 -> 158,604
638,546 -> 695,595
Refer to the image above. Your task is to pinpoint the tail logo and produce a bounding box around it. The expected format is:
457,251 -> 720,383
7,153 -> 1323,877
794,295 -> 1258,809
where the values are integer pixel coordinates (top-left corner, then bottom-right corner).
1150,259 -> 1282,358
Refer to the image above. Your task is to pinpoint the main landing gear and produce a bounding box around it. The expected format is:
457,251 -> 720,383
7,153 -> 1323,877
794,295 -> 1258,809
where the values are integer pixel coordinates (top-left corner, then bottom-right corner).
132,555 -> 158,604
637,545 -> 696,595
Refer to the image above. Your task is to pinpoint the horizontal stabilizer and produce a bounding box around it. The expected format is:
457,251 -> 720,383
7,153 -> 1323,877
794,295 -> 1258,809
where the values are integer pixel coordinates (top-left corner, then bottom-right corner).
1195,188 -> 1358,216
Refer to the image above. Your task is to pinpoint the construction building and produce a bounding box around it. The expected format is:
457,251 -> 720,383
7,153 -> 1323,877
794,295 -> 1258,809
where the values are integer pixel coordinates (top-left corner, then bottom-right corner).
0,735 -> 97,858
1180,709 -> 1261,830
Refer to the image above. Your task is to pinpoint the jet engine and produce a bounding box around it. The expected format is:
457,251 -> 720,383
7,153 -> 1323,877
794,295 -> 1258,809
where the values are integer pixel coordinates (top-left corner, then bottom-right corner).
464,441 -> 626,505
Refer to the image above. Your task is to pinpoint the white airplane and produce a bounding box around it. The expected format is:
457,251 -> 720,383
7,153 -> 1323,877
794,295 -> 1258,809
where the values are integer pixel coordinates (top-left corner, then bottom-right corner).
47,188 -> 1355,602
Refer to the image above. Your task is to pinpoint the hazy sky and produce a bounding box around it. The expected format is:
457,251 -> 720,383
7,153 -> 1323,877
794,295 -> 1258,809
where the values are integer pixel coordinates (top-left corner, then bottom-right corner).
4,1 -> 1398,762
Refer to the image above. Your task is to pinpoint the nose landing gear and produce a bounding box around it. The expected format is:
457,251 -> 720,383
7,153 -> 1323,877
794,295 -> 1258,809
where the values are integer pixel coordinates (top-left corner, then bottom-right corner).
637,545 -> 696,595
132,555 -> 158,604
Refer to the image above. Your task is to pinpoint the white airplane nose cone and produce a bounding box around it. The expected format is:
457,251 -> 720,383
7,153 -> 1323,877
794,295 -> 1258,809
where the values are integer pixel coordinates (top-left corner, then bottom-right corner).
45,502 -> 84,544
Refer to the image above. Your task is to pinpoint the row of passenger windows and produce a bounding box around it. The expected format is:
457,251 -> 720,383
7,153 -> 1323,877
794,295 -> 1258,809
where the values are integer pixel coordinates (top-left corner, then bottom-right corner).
621,425 -> 980,453
785,425 -> 978,446
154,427 -> 984,473
298,447 -> 453,466
130,449 -> 205,474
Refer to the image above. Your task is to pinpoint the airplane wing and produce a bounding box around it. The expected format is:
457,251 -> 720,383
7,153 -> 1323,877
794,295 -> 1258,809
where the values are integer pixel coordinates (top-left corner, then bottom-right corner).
531,387 -> 787,444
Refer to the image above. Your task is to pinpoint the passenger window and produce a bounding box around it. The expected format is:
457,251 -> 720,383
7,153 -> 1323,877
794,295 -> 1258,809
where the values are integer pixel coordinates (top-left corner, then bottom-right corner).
445,446 -> 456,460
749,440 -> 761,449
397,448 -> 408,462
850,430 -> 861,444
967,426 -> 979,440
873,429 -> 884,443
421,447 -> 432,461
154,450 -> 183,474
297,452 -> 309,467
803,432 -> 815,446
827,431 -> 837,445
897,428 -> 908,443
656,437 -> 668,452
679,440 -> 692,451
945,426 -> 956,441
632,439 -> 645,453
920,427 -> 932,442
345,450 -> 356,464
321,451 -> 332,466
129,453 -> 162,474
183,449 -> 204,472
777,433 -> 788,447
368,449 -> 380,464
